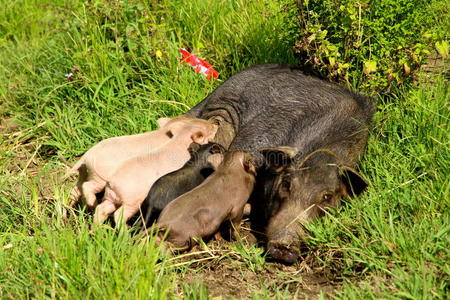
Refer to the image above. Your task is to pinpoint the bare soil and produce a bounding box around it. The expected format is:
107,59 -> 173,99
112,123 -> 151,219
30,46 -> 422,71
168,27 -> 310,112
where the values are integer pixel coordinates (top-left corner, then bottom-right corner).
173,224 -> 341,299
180,258 -> 337,299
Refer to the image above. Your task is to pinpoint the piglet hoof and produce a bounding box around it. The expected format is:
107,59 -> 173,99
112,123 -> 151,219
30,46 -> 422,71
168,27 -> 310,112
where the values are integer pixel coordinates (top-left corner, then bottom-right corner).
166,239 -> 191,253
214,231 -> 226,242
243,203 -> 251,216
230,229 -> 243,242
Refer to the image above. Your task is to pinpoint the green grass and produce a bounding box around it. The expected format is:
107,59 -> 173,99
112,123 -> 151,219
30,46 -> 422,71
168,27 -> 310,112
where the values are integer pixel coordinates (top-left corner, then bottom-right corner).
0,0 -> 448,298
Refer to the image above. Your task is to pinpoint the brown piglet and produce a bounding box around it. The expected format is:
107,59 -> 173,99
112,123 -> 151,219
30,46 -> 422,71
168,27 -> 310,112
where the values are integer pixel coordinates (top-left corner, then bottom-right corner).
94,120 -> 218,225
156,150 -> 256,250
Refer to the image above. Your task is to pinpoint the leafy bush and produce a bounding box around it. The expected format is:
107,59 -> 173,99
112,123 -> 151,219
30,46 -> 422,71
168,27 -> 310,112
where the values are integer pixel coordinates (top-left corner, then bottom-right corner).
288,0 -> 449,94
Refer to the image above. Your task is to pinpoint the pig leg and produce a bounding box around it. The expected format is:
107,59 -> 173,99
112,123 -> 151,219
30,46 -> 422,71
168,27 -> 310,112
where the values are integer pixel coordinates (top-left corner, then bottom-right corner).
64,185 -> 82,220
243,203 -> 251,217
213,208 -> 235,241
229,211 -> 244,241
82,180 -> 105,209
68,185 -> 82,207
113,204 -> 139,226
231,220 -> 242,240
215,221 -> 237,242
93,200 -> 117,224
68,164 -> 87,208
214,231 -> 226,242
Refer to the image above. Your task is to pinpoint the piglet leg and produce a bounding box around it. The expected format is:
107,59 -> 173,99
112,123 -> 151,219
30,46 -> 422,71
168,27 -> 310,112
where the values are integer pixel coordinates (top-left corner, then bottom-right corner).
68,164 -> 87,208
113,204 -> 139,226
229,211 -> 244,241
82,180 -> 105,209
68,186 -> 82,207
227,207 -> 244,240
93,200 -> 116,224
214,230 -> 226,242
243,203 -> 251,217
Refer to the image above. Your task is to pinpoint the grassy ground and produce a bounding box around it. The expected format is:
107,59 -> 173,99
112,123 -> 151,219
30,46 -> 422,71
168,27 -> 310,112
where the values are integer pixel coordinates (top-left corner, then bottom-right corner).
0,0 -> 448,299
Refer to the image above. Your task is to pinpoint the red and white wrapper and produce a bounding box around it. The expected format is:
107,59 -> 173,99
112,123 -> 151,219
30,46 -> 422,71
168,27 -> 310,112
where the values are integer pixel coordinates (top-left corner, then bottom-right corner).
179,48 -> 219,80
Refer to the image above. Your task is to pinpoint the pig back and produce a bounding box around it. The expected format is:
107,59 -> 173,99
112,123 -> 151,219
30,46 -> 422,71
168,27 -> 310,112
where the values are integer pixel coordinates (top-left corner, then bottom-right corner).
226,65 -> 374,166
186,64 -> 296,133
186,63 -> 374,165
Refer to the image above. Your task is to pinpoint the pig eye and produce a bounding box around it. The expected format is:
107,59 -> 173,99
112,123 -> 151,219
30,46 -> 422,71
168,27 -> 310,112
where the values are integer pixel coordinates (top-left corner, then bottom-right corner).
322,193 -> 333,203
280,178 -> 291,192
166,130 -> 174,138
209,145 -> 222,154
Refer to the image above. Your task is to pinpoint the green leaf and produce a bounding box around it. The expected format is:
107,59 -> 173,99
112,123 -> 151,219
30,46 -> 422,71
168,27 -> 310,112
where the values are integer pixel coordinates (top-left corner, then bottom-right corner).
196,41 -> 205,49
435,41 -> 448,59
329,56 -> 336,66
363,61 -> 377,75
403,62 -> 410,75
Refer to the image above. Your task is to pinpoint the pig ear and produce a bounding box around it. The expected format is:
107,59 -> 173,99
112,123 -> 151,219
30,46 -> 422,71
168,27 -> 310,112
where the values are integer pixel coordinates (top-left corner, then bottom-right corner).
188,142 -> 201,155
339,166 -> 369,197
206,153 -> 224,170
243,159 -> 257,176
258,146 -> 298,172
156,117 -> 171,128
191,131 -> 207,144
210,123 -> 219,139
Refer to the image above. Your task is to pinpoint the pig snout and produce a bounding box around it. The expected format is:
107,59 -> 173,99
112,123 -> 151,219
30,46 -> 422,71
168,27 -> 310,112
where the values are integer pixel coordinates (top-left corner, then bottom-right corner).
267,230 -> 301,264
157,226 -> 191,251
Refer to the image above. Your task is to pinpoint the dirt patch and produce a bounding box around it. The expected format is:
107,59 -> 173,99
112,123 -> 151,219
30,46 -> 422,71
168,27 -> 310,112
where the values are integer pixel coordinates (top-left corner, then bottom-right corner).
422,55 -> 449,73
420,56 -> 449,83
172,224 -> 341,299
180,258 -> 336,299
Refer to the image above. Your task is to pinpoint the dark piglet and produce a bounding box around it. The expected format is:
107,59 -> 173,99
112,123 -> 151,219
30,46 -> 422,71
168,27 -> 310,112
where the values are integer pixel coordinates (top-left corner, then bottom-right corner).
140,142 -> 225,228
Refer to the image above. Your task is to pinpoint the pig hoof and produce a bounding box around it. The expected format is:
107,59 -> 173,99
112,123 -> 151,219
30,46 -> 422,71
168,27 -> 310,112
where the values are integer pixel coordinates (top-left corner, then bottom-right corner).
243,203 -> 251,216
170,242 -> 191,253
268,244 -> 299,264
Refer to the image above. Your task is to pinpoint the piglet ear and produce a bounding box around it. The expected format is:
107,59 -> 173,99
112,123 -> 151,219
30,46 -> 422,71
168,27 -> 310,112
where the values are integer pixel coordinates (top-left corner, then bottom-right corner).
188,142 -> 201,155
243,158 -> 257,176
206,153 -> 224,170
191,131 -> 207,144
339,166 -> 369,197
156,117 -> 171,128
258,146 -> 298,172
